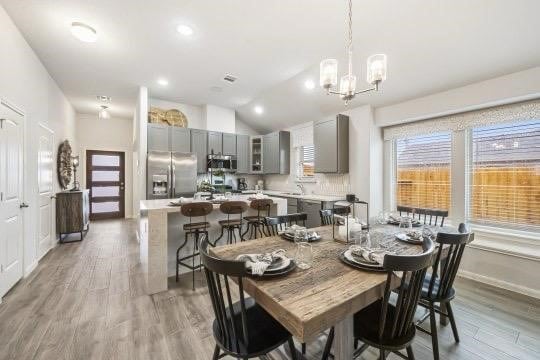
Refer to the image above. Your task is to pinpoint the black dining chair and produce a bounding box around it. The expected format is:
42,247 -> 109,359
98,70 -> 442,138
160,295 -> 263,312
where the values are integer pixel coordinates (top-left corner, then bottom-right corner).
264,213 -> 308,236
415,224 -> 474,360
319,207 -> 351,225
397,205 -> 449,227
199,238 -> 298,360
322,238 -> 435,360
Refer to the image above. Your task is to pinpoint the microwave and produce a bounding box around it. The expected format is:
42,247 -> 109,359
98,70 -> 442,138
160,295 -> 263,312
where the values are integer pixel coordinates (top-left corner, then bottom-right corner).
208,154 -> 237,172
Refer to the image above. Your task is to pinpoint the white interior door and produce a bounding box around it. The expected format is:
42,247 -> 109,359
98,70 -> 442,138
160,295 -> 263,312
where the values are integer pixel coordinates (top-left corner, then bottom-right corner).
0,103 -> 24,299
38,124 -> 54,259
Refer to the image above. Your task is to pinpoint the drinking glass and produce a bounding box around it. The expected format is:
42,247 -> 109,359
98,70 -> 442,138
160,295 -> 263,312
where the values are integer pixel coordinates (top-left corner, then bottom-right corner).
294,228 -> 308,244
356,230 -> 372,249
377,210 -> 389,225
399,217 -> 413,233
295,243 -> 313,270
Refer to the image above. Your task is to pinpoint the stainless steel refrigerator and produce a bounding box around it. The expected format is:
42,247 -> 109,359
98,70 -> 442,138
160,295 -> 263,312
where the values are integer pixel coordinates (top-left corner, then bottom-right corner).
147,152 -> 197,199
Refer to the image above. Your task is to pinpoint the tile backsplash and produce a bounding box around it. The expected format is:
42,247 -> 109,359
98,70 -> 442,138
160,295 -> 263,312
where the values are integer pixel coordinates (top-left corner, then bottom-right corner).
264,173 -> 351,196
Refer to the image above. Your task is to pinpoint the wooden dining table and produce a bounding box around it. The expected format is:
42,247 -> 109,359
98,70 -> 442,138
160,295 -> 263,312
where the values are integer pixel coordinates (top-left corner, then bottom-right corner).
210,224 -> 452,360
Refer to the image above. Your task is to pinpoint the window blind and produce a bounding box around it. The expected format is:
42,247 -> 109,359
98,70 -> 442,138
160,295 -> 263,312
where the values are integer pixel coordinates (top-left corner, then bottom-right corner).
468,120 -> 540,231
396,132 -> 451,211
299,145 -> 314,177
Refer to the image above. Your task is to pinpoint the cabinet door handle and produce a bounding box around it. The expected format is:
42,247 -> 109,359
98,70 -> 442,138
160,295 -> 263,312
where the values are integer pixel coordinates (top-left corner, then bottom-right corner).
20,202 -> 29,208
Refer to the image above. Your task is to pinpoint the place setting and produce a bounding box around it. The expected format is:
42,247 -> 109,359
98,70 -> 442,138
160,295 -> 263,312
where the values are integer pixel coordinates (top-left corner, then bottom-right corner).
236,249 -> 297,277
278,224 -> 321,242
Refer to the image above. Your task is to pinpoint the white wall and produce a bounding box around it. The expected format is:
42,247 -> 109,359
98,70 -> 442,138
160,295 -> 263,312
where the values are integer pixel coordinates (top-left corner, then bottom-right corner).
76,114 -> 134,217
204,104 -> 235,133
375,66 -> 540,127
235,118 -> 260,136
0,5 -> 77,275
375,68 -> 540,298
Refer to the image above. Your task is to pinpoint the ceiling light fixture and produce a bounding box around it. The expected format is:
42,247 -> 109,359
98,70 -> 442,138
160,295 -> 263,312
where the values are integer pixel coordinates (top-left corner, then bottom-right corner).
157,78 -> 169,86
177,24 -> 194,36
98,105 -> 110,120
304,79 -> 315,90
71,22 -> 97,43
254,106 -> 264,115
319,0 -> 387,105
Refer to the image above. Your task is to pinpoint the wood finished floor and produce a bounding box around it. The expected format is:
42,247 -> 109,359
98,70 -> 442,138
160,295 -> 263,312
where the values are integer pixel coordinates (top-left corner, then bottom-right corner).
0,219 -> 538,360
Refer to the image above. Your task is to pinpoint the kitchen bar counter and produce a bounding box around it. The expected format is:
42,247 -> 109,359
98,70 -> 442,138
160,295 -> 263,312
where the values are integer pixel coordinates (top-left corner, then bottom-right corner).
243,189 -> 346,202
139,195 -> 287,295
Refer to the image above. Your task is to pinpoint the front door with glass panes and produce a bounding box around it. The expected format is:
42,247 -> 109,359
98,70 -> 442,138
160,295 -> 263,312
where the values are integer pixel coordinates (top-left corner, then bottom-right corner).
86,150 -> 125,220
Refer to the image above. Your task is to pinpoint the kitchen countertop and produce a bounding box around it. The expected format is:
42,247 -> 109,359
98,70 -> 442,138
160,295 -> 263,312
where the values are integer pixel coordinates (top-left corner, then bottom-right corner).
242,190 -> 345,202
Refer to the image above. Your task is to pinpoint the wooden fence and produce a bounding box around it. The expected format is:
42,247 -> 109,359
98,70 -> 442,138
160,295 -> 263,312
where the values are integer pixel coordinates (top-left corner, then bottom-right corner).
397,165 -> 539,226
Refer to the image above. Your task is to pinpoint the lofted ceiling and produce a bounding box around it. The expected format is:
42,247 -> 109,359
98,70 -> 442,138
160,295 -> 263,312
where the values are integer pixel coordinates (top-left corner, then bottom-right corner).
1,0 -> 540,132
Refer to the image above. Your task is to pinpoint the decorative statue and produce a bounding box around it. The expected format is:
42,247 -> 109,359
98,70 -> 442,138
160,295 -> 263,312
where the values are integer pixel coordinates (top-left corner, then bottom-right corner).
57,140 -> 73,190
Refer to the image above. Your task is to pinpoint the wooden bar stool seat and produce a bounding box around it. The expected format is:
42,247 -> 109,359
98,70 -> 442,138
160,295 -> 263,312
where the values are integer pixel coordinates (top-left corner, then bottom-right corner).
214,201 -> 248,245
183,221 -> 210,231
176,202 -> 213,290
242,199 -> 273,240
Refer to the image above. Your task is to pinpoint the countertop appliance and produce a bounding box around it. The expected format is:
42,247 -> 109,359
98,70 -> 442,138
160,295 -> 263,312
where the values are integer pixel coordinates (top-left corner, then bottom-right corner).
147,151 -> 197,199
208,154 -> 237,173
237,178 -> 247,191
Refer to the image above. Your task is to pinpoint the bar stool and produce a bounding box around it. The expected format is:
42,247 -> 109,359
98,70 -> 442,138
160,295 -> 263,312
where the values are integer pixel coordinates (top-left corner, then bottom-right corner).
242,199 -> 273,240
214,201 -> 248,245
176,201 -> 213,290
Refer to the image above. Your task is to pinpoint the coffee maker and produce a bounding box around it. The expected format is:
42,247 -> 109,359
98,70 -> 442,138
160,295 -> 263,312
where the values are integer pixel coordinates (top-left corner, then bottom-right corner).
237,178 -> 247,191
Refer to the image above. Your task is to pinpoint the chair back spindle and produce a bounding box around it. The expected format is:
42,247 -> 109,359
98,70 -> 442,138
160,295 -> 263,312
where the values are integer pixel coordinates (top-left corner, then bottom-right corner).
264,213 -> 308,235
426,227 -> 473,300
397,205 -> 449,227
201,239 -> 251,354
319,207 -> 350,225
378,239 -> 435,341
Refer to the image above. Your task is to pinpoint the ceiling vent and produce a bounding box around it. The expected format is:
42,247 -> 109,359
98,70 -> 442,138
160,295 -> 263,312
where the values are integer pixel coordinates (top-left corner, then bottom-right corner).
96,95 -> 111,102
223,74 -> 237,83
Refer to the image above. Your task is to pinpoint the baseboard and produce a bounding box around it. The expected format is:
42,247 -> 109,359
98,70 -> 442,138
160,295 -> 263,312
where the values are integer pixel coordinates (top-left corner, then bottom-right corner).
458,270 -> 540,299
24,260 -> 38,278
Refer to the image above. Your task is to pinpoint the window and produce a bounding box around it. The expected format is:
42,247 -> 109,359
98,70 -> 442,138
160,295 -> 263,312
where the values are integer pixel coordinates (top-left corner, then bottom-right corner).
396,132 -> 451,211
297,145 -> 314,180
468,120 -> 540,231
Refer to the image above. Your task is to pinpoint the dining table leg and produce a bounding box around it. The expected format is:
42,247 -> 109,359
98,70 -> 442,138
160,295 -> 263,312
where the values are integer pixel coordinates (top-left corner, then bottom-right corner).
333,315 -> 354,360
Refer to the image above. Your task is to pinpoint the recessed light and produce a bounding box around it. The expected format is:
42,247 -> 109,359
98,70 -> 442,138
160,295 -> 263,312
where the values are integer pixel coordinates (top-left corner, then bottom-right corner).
96,95 -> 111,102
157,78 -> 169,86
71,22 -> 97,43
254,106 -> 264,115
177,24 -> 194,36
304,79 -> 315,90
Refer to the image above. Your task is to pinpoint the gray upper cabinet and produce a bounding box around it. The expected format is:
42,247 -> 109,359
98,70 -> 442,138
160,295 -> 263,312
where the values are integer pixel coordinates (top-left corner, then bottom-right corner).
236,134 -> 250,174
170,127 -> 191,153
147,123 -> 170,152
314,114 -> 349,173
207,131 -> 223,155
190,129 -> 208,173
263,131 -> 290,174
222,133 -> 237,156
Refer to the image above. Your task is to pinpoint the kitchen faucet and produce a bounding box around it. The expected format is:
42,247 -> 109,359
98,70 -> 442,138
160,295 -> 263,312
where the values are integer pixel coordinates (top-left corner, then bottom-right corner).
296,183 -> 305,195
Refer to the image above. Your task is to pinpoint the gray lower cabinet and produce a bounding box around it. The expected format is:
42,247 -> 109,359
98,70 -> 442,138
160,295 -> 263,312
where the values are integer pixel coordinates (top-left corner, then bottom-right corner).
222,133 -> 237,156
263,131 -> 290,174
147,123 -> 170,152
208,131 -> 223,155
298,200 -> 322,228
236,134 -> 250,173
191,129 -> 208,173
314,114 -> 349,173
170,127 -> 190,153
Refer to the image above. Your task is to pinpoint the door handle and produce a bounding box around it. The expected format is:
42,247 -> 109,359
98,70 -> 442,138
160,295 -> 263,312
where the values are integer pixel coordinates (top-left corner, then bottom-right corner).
20,202 -> 29,208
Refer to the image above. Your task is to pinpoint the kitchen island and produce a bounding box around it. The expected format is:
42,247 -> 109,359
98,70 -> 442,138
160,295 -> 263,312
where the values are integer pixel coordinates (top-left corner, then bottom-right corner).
139,195 -> 287,295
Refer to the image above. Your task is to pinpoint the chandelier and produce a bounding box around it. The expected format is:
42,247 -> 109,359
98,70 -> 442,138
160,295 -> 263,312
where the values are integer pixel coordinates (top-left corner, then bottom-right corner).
320,0 -> 387,105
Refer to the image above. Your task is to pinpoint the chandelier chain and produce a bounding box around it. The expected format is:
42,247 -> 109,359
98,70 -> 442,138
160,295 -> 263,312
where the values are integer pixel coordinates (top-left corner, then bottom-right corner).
347,0 -> 353,76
